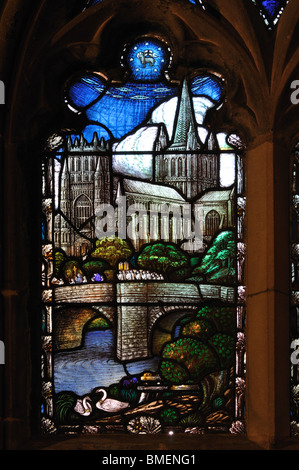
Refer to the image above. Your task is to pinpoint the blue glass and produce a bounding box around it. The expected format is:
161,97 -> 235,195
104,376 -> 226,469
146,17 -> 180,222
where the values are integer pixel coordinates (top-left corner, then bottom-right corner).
70,123 -> 112,143
252,0 -> 289,27
41,219 -> 46,241
67,77 -> 222,140
65,38 -> 224,140
262,0 -> 281,17
85,82 -> 176,139
67,75 -> 106,109
187,0 -> 206,5
191,75 -> 223,103
124,38 -> 170,82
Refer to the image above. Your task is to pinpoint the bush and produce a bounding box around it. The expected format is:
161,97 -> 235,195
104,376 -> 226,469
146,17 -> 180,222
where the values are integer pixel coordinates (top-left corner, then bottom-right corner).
182,318 -> 216,340
196,305 -> 236,336
82,259 -> 111,279
208,333 -> 235,369
137,242 -> 189,279
160,407 -> 178,423
62,259 -> 83,283
91,236 -> 133,267
160,337 -> 218,384
159,305 -> 236,385
159,359 -> 189,384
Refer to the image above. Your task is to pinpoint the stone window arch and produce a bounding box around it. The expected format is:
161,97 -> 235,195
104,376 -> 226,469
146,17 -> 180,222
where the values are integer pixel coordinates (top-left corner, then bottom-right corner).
74,194 -> 92,228
205,209 -> 221,236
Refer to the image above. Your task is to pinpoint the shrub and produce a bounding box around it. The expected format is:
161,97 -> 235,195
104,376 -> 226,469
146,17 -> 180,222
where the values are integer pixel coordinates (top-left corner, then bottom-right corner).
160,337 -> 218,384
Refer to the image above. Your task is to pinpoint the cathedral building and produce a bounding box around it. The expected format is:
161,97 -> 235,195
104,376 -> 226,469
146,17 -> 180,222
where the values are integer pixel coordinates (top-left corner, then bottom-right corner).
155,78 -> 219,199
114,177 -> 188,251
54,77 -> 224,257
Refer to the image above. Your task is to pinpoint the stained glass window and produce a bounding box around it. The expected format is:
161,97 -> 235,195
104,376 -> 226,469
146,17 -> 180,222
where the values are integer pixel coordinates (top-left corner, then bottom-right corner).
251,0 -> 289,28
291,142 -> 299,437
41,36 -> 246,436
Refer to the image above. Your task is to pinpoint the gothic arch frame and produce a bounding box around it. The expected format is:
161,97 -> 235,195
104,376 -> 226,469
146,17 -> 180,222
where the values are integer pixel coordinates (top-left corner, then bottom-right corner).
73,194 -> 93,225
1,0 -> 299,450
205,209 -> 221,236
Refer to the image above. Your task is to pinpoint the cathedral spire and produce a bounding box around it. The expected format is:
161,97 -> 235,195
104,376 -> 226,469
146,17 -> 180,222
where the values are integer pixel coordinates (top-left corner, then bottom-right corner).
171,78 -> 199,148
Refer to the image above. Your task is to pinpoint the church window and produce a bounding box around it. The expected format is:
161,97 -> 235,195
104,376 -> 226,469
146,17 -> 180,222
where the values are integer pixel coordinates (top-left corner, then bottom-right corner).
251,0 -> 289,28
171,158 -> 176,177
178,158 -> 183,176
206,210 -> 221,237
74,195 -> 92,228
41,34 -> 246,436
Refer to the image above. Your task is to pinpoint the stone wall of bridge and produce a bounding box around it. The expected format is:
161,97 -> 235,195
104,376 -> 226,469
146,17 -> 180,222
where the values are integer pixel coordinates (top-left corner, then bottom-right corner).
115,282 -> 202,361
53,281 -> 235,359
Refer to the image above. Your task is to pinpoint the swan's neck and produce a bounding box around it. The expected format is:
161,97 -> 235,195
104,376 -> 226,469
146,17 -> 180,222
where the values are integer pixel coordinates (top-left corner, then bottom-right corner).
83,397 -> 90,411
96,389 -> 107,401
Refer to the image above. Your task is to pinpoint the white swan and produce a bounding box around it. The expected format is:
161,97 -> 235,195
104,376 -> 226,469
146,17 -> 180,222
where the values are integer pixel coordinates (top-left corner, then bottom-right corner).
74,395 -> 92,416
95,389 -> 129,413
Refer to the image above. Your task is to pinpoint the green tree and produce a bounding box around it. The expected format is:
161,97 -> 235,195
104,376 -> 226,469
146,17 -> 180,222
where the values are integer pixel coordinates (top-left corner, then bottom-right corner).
82,259 -> 111,280
159,337 -> 219,384
54,249 -> 66,277
196,305 -> 236,336
182,318 -> 216,340
87,316 -> 111,330
159,304 -> 236,384
191,231 -> 236,283
91,236 -> 133,267
159,333 -> 235,385
137,242 -> 189,279
62,259 -> 83,283
209,333 -> 235,369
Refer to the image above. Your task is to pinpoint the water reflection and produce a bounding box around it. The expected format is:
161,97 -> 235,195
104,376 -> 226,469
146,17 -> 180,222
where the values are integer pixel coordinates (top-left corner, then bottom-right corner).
54,329 -> 159,396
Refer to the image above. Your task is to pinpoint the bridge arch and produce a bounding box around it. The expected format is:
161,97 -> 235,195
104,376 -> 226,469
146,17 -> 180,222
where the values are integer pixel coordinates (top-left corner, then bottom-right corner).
53,306 -> 115,351
148,305 -> 199,357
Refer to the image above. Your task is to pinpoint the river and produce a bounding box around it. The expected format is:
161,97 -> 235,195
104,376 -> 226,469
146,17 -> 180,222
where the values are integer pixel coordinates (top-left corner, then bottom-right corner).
54,329 -> 159,396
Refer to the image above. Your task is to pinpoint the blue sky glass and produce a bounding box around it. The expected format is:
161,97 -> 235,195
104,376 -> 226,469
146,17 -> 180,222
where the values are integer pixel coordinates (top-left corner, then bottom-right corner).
262,0 -> 282,17
65,38 -> 223,142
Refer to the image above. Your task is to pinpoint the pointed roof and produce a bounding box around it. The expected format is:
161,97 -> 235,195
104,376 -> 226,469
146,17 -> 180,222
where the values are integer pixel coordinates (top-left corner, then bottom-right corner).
170,78 -> 199,149
194,187 -> 235,203
122,178 -> 186,202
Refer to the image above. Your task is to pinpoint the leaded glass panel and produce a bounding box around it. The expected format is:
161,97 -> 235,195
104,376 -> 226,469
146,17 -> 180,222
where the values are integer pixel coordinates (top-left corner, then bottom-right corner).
251,0 -> 289,28
41,37 -> 246,436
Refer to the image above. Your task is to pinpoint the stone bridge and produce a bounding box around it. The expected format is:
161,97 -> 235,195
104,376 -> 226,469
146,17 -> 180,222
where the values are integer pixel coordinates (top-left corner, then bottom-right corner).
53,282 -> 235,361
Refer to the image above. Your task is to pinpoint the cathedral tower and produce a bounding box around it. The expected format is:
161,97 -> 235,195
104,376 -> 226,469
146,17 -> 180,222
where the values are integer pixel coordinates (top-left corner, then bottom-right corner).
55,132 -> 111,257
155,78 -> 218,199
